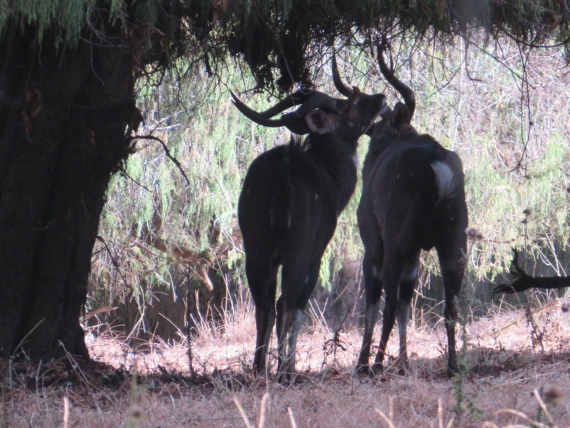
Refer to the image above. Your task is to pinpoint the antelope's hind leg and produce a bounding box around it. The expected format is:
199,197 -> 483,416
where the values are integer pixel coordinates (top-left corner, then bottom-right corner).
372,251 -> 407,374
435,214 -> 467,376
246,257 -> 279,375
356,252 -> 383,375
275,256 -> 322,383
439,251 -> 465,376
395,257 -> 419,375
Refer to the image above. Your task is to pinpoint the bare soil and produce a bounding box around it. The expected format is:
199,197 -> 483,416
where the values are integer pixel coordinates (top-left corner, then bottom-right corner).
2,300 -> 570,427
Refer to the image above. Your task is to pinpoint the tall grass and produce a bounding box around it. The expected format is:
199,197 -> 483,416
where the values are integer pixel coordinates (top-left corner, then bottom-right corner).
89,35 -> 570,339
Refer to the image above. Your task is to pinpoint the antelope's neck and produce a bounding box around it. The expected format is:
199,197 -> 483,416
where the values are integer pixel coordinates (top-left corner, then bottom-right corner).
362,136 -> 394,182
307,135 -> 359,215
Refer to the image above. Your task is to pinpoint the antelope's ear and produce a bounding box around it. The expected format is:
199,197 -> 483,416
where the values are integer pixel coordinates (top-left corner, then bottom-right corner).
306,110 -> 336,134
391,102 -> 412,131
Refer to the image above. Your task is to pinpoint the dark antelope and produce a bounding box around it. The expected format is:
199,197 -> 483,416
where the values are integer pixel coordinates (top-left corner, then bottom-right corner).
350,45 -> 468,376
233,81 -> 387,382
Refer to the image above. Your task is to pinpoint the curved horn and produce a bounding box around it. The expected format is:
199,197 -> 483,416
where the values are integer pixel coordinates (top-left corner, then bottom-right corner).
231,91 -> 346,135
257,90 -> 342,120
257,89 -> 316,118
231,91 -> 313,134
377,43 -> 416,119
231,91 -> 299,128
331,53 -> 354,97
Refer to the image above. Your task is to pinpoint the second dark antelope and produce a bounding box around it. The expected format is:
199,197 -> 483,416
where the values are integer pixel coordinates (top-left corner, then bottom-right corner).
233,78 -> 387,382
351,45 -> 469,376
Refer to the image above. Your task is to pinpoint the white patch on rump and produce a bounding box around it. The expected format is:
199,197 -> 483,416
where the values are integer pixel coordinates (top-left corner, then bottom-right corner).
431,161 -> 456,201
351,153 -> 359,168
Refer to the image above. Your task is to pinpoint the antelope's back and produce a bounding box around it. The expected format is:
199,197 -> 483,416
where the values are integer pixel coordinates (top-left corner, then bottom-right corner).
359,136 -> 466,252
238,143 -> 337,257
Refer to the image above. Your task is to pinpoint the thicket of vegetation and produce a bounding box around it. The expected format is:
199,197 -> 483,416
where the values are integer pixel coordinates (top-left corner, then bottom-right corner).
4,0 -> 570,361
87,34 -> 569,342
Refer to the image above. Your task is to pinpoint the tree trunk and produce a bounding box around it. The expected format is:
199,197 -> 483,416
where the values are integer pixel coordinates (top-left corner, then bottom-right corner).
0,24 -> 138,359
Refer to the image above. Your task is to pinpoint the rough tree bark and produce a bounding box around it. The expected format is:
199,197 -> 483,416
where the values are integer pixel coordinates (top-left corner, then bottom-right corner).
0,24 -> 139,359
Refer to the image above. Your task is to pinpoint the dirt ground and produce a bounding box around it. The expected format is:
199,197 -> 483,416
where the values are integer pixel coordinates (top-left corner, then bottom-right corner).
2,300 -> 570,427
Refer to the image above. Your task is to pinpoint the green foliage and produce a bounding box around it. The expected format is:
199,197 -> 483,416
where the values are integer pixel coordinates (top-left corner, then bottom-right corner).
3,0 -> 570,88
0,0 -> 107,42
92,36 -> 570,332
401,38 -> 570,283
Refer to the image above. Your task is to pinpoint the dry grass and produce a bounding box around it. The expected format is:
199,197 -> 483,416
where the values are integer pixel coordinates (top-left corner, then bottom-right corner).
3,299 -> 570,427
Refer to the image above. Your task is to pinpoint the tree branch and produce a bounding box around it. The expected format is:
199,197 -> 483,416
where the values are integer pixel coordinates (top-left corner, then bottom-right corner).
494,248 -> 570,294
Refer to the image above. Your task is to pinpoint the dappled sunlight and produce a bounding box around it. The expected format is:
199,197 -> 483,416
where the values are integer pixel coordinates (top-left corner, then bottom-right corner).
87,298 -> 570,379
3,297 -> 569,427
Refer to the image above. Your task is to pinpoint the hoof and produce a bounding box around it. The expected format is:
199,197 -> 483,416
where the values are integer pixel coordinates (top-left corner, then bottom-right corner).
447,364 -> 460,377
446,356 -> 460,377
355,363 -> 371,376
397,365 -> 410,376
355,364 -> 383,376
277,371 -> 295,385
252,365 -> 266,377
370,363 -> 384,375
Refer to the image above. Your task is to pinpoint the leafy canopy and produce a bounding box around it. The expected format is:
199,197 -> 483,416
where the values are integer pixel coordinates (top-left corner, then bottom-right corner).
1,0 -> 570,91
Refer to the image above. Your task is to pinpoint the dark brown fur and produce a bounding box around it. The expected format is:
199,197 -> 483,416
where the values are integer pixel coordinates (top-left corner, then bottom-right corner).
356,102 -> 468,377
238,90 -> 386,382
